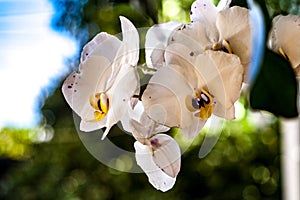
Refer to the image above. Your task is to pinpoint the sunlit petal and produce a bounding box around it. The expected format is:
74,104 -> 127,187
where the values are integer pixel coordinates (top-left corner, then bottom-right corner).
164,43 -> 201,87
142,66 -> 195,129
216,6 -> 251,80
62,56 -> 111,120
120,100 -> 145,133
106,17 -> 140,89
269,14 -> 300,75
80,118 -> 107,132
190,0 -> 219,41
119,16 -> 140,66
170,22 -> 212,54
180,117 -> 206,139
145,21 -> 181,69
190,0 -> 217,23
80,33 -> 122,63
101,67 -> 140,139
134,140 -> 177,192
128,103 -> 171,143
216,0 -> 231,11
150,43 -> 166,70
150,134 -> 181,178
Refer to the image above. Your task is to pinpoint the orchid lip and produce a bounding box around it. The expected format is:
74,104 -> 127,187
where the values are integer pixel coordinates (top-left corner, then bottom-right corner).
191,89 -> 215,120
212,39 -> 233,54
88,93 -> 109,121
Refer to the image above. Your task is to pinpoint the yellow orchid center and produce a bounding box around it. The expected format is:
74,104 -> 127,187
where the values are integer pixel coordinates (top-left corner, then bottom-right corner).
212,39 -> 233,54
89,93 -> 109,121
192,89 -> 215,120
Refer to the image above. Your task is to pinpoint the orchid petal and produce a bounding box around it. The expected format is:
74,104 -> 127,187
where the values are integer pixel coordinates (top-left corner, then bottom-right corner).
120,100 -> 147,134
216,0 -> 231,11
80,33 -> 122,63
216,6 -> 252,80
190,0 -> 218,24
269,14 -> 300,74
62,56 -> 111,124
190,0 -> 219,41
180,117 -> 206,139
142,83 -> 180,127
130,119 -> 152,142
142,66 -> 195,129
150,43 -> 166,69
128,106 -> 170,142
134,140 -> 178,192
170,22 -> 211,55
150,134 -> 181,178
80,118 -> 106,132
106,17 -> 140,89
145,21 -> 181,69
119,16 -> 140,66
101,67 -> 140,139
164,43 -> 201,88
130,118 -> 170,142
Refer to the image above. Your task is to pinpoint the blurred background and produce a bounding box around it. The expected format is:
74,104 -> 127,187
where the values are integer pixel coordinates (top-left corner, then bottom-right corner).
0,0 -> 299,199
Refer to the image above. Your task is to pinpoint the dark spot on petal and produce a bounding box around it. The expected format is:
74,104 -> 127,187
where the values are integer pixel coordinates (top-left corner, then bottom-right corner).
68,85 -> 72,89
74,90 -> 77,92
123,99 -> 126,102
150,138 -> 160,148
204,3 -> 206,6
149,96 -> 152,99
190,11 -> 193,15
73,75 -> 76,78
190,51 -> 194,56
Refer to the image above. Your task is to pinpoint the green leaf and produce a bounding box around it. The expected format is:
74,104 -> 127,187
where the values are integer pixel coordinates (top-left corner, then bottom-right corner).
250,49 -> 298,118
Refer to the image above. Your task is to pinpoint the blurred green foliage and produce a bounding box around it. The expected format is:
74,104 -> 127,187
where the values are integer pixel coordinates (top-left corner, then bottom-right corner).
1,0 -> 299,199
0,94 -> 282,199
250,49 -> 298,118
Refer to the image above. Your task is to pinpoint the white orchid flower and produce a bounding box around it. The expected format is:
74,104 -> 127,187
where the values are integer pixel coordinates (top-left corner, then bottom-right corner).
174,0 -> 251,80
268,14 -> 300,76
62,16 -> 140,139
144,0 -> 251,81
132,117 -> 180,192
134,134 -> 181,192
144,0 -> 235,72
142,43 -> 243,138
121,100 -> 179,192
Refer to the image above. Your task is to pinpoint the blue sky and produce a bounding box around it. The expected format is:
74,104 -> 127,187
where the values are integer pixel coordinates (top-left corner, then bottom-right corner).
0,0 -> 77,128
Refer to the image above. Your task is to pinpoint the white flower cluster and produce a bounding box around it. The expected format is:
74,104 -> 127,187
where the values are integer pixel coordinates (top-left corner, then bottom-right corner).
62,0 -> 254,192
